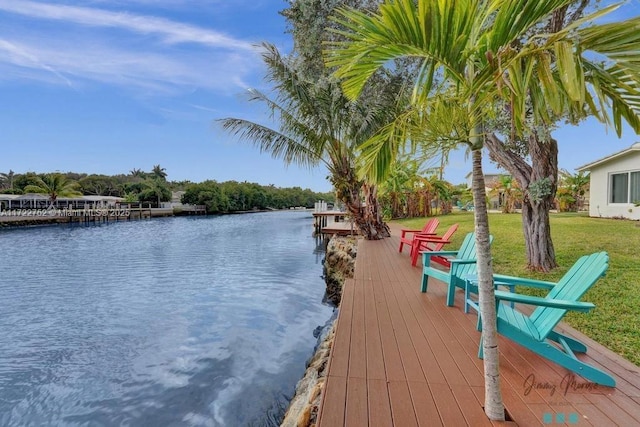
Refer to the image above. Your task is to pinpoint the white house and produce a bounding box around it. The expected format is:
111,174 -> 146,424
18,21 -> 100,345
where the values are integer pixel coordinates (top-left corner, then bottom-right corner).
576,142 -> 640,220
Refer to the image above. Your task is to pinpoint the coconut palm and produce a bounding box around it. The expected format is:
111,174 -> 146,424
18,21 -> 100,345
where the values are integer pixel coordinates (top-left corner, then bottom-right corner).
0,170 -> 15,190
219,43 -> 404,239
151,165 -> 167,181
129,168 -> 145,178
325,0 -> 640,419
24,173 -> 81,206
141,178 -> 171,207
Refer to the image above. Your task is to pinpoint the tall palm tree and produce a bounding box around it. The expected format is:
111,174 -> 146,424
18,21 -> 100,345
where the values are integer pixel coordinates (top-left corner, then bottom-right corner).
219,43 -> 402,239
24,174 -> 81,206
151,165 -> 167,181
325,0 -> 640,419
0,170 -> 15,189
129,168 -> 145,178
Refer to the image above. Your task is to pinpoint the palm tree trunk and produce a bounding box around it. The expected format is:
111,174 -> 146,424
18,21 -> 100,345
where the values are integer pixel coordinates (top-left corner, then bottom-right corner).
336,171 -> 389,240
363,183 -> 390,238
471,142 -> 505,421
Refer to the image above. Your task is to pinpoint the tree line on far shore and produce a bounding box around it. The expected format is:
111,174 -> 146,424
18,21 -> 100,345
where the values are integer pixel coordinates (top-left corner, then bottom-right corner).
0,167 -> 335,212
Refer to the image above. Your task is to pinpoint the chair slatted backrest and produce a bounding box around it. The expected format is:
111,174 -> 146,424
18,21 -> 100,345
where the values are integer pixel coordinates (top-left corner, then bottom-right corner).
456,232 -> 476,259
423,224 -> 459,252
530,252 -> 609,338
457,232 -> 493,259
422,218 -> 440,234
433,224 -> 459,250
419,224 -> 459,266
449,233 -> 493,281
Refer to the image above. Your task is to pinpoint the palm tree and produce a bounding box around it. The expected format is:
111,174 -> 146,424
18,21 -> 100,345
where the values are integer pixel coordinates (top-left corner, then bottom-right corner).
489,175 -> 522,214
0,170 -> 15,190
151,165 -> 167,181
557,169 -> 590,211
325,0 -> 640,419
129,168 -> 145,178
219,43 -> 402,239
379,157 -> 430,218
142,178 -> 171,207
24,174 -> 81,206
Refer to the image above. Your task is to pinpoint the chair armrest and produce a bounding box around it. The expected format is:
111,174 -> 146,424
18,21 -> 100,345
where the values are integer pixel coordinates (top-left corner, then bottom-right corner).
400,228 -> 423,238
415,236 -> 449,243
414,232 -> 437,237
493,290 -> 595,312
450,259 -> 477,265
492,273 -> 557,290
423,250 -> 458,258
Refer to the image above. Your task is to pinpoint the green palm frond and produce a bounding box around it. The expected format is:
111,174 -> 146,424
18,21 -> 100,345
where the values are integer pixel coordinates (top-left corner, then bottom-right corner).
577,15 -> 640,73
485,0 -> 575,52
326,0 -> 640,182
219,117 -> 324,169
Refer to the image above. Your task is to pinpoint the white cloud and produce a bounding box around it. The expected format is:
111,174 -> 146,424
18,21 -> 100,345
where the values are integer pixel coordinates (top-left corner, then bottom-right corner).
0,1 -> 266,94
0,39 -> 74,87
0,36 -> 261,94
0,1 -> 254,50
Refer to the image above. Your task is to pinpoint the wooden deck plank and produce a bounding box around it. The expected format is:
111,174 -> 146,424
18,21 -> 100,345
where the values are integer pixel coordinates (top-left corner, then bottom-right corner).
391,281 -> 448,385
345,377 -> 368,427
317,375 -> 346,426
451,385 -> 494,427
348,277 -> 367,379
573,403 -> 617,426
371,278 -> 406,382
407,381 -> 443,427
364,275 -> 386,381
584,393 -> 640,425
388,381 -> 419,427
317,224 -> 640,426
328,278 -> 354,378
429,382 -> 469,426
367,379 -> 393,425
381,278 -> 429,383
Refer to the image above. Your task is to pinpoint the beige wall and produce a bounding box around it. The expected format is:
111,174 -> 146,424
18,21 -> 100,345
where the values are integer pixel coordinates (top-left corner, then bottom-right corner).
588,151 -> 640,220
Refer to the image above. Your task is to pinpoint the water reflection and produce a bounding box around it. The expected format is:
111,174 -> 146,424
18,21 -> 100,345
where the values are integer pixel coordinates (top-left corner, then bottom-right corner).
0,211 -> 333,426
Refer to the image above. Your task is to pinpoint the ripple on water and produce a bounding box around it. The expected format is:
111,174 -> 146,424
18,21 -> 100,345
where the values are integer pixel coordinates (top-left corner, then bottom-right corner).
0,211 -> 333,426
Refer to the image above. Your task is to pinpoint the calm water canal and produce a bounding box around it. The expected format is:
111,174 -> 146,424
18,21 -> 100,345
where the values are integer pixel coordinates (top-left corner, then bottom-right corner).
0,211 -> 334,426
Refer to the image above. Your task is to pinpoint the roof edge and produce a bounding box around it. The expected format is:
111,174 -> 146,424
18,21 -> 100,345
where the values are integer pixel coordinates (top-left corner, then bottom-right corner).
576,142 -> 640,171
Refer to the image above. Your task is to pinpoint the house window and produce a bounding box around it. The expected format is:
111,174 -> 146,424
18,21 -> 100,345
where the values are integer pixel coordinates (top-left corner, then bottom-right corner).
610,171 -> 640,203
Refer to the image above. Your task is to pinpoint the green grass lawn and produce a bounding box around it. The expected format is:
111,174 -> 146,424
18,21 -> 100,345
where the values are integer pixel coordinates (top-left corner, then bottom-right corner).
393,211 -> 640,366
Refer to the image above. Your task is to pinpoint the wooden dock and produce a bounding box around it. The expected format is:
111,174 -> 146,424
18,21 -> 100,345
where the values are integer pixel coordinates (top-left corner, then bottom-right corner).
312,211 -> 351,235
317,223 -> 640,426
322,221 -> 359,236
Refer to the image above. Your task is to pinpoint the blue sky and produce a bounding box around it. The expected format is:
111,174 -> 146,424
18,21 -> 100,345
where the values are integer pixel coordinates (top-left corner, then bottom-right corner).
0,1 -> 639,192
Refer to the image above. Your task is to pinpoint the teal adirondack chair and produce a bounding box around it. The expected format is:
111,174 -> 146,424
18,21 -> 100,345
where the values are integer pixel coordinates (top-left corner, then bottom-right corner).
476,252 -> 615,387
421,232 -> 493,307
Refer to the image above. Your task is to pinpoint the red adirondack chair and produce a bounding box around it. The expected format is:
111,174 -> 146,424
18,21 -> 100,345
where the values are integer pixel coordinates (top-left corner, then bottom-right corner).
411,223 -> 459,267
398,218 -> 439,254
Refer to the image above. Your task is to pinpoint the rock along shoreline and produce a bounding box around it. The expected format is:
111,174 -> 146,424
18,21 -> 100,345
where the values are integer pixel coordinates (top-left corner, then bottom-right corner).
280,235 -> 358,427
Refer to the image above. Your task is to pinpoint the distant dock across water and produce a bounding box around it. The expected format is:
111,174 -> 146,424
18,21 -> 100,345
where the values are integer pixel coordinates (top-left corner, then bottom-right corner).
0,203 -> 206,227
312,201 -> 357,236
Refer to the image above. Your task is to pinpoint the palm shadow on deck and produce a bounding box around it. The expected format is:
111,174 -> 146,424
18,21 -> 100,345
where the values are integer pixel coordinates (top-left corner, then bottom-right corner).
317,224 -> 640,426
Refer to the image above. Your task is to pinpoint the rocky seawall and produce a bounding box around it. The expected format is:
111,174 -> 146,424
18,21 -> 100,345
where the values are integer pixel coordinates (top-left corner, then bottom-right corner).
280,235 -> 358,427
